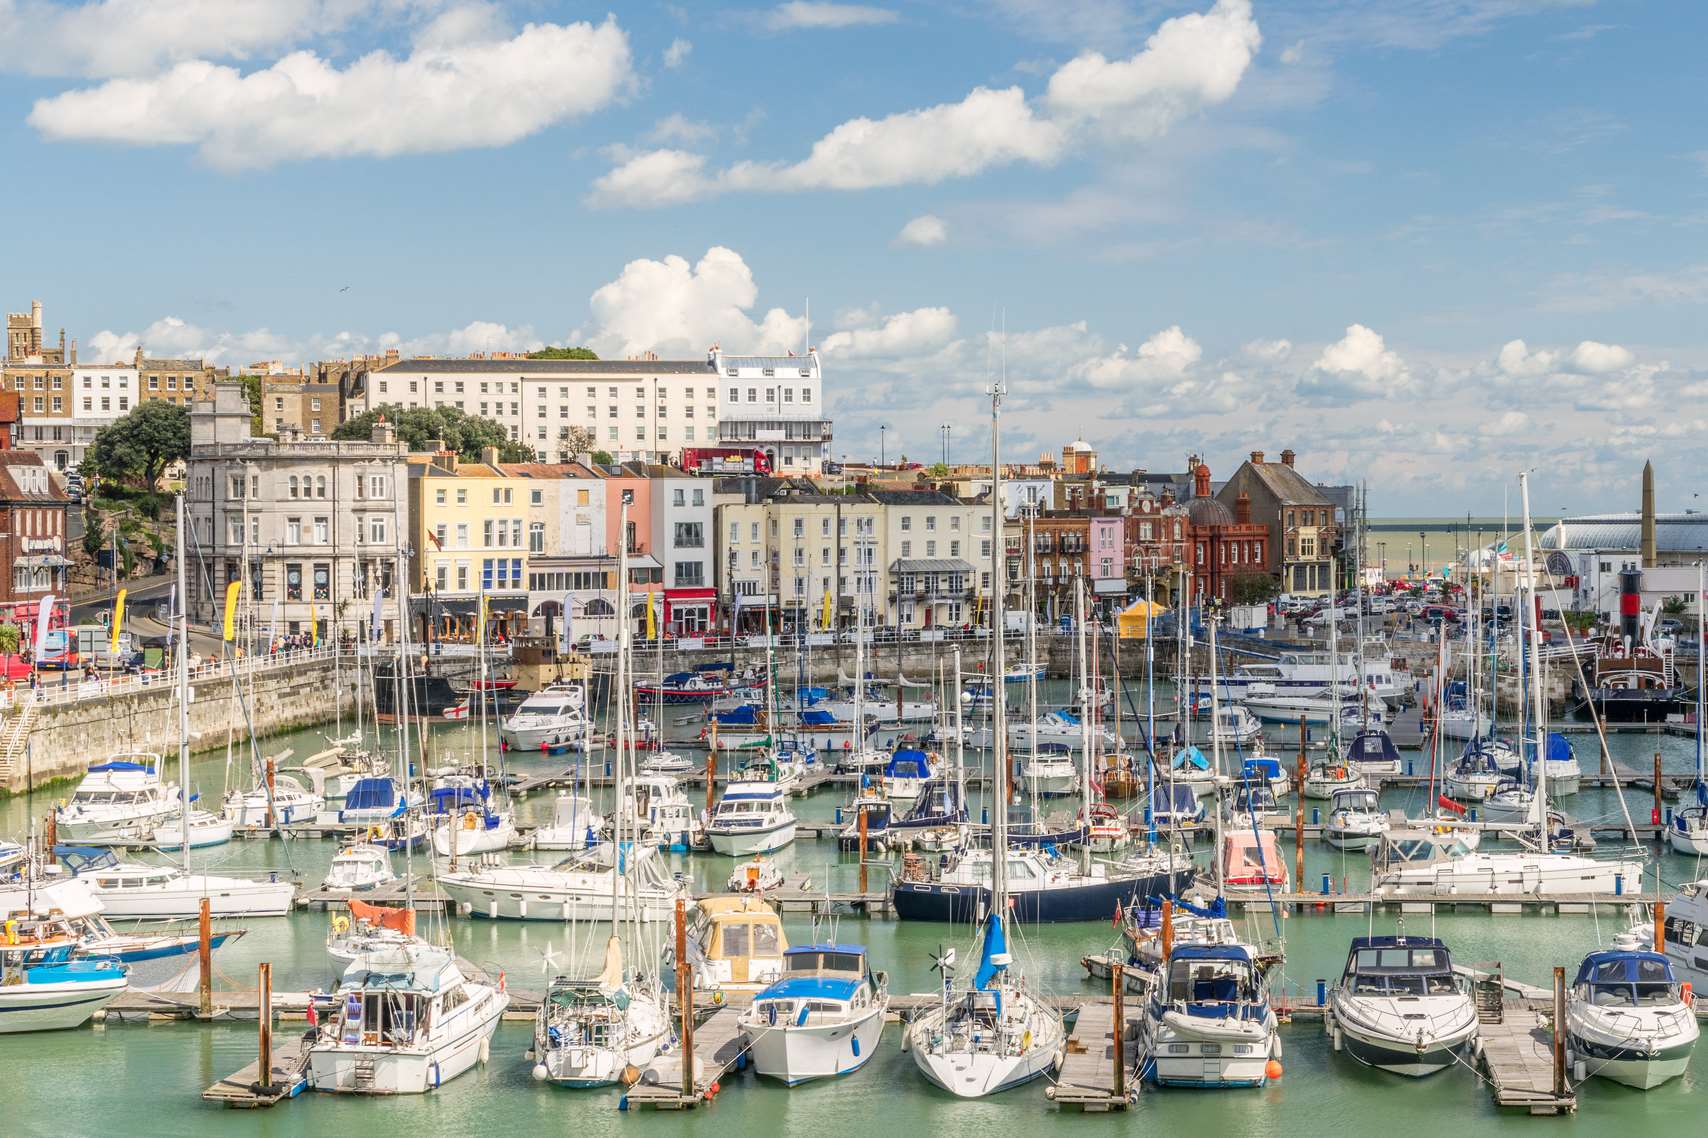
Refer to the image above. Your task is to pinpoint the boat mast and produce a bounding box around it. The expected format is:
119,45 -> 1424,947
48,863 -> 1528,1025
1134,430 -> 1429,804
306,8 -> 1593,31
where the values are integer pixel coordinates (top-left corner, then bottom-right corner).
610,492 -> 630,940
175,494 -> 191,864
1698,562 -> 1705,790
988,378 -> 1009,913
1145,569 -> 1156,845
1517,473 -> 1549,825
1026,508 -> 1039,799
1207,610 -> 1225,900
1075,578 -> 1091,874
953,645 -> 965,818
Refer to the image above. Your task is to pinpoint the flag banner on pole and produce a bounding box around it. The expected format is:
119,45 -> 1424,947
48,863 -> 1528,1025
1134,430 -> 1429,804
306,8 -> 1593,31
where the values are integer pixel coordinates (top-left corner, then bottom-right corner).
645,590 -> 657,640
222,581 -> 243,642
370,588 -> 385,642
559,591 -> 574,653
820,586 -> 833,630
309,603 -> 319,646
268,598 -> 280,647
32,594 -> 54,659
110,589 -> 127,654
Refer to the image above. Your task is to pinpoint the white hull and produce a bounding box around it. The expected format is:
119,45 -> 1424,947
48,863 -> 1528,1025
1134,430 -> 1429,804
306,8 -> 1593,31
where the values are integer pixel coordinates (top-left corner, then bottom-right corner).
93,876 -> 297,918
1567,1001 -> 1698,1089
746,1004 -> 887,1085
55,803 -> 179,844
1143,1008 -> 1279,1088
0,976 -> 128,1032
1668,823 -> 1708,856
308,991 -> 506,1094
907,1005 -> 1063,1097
1326,991 -> 1478,1077
707,820 -> 797,857
1303,772 -> 1365,800
431,816 -> 518,858
500,719 -> 590,752
1442,774 -> 1500,802
1376,854 -> 1647,898
438,871 -> 683,923
224,790 -> 323,827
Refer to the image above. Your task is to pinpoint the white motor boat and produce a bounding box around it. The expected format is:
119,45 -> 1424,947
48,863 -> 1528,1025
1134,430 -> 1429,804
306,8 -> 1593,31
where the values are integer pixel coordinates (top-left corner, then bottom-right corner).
1208,704 -> 1263,746
882,748 -> 937,802
1648,879 -> 1708,988
741,943 -> 888,1085
500,683 -> 592,752
1009,710 -> 1116,753
1343,729 -> 1404,776
1302,759 -> 1366,800
613,774 -> 702,852
1566,943 -> 1699,1089
307,941 -> 508,1094
0,937 -> 128,1033
728,855 -> 786,894
146,808 -> 234,850
640,750 -> 696,777
1370,825 -> 1646,899
533,793 -> 605,851
1016,750 -> 1078,798
1324,787 -> 1388,851
53,755 -> 178,843
1325,934 -> 1478,1077
437,842 -> 686,922
706,780 -> 797,857
223,774 -> 324,828
1140,942 -> 1281,1088
321,844 -> 396,892
1245,685 -> 1385,728
530,954 -> 670,1087
73,855 -> 296,918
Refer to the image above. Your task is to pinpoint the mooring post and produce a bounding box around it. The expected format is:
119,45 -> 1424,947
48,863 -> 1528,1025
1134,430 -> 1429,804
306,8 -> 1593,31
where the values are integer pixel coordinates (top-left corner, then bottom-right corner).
1552,965 -> 1566,1100
257,962 -> 274,1091
1111,962 -> 1126,1100
706,731 -> 718,815
198,897 -> 212,1017
1295,716 -> 1307,887
676,897 -> 694,1099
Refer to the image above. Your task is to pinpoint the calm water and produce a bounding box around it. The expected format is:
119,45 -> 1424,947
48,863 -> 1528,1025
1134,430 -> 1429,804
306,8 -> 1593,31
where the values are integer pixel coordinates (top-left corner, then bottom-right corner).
4,682 -> 1706,1136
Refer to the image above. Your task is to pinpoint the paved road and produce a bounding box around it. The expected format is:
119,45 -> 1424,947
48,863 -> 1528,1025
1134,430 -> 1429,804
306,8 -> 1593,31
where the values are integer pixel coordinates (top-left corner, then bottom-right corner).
69,573 -> 173,624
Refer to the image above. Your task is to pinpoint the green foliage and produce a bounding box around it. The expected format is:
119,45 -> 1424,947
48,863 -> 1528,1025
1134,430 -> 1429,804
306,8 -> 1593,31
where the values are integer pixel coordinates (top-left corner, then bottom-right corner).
927,462 -> 950,477
0,624 -> 19,656
237,375 -> 267,436
333,404 -> 534,462
557,426 -> 596,457
1227,572 -> 1283,606
83,402 -> 191,491
1562,609 -> 1599,634
82,506 -> 104,557
1662,595 -> 1688,616
590,450 -> 615,466
526,346 -> 599,360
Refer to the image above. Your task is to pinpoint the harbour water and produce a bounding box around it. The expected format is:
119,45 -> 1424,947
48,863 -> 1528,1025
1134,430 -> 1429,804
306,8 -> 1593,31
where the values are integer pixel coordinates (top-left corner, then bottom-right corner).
3,683 -> 1706,1134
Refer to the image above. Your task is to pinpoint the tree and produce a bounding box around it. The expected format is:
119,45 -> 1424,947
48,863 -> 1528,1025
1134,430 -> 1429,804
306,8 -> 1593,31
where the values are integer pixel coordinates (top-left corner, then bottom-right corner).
237,375 -> 268,435
927,462 -> 950,477
1227,572 -> 1282,606
526,346 -> 599,360
1662,595 -> 1688,617
558,426 -> 596,457
83,401 -> 190,490
333,404 -> 534,462
590,450 -> 615,466
0,624 -> 18,656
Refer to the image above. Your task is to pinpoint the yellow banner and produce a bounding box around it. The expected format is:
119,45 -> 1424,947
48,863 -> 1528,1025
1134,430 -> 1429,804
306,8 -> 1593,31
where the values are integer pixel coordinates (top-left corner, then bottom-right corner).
309,603 -> 318,646
477,593 -> 489,641
645,591 -> 657,640
222,581 -> 243,641
820,586 -> 833,630
110,589 -> 126,653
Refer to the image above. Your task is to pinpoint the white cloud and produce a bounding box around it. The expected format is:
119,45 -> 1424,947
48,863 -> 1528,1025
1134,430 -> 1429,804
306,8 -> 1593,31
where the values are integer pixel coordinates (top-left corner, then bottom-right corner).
821,307 -> 957,359
1496,338 -> 1557,377
580,246 -> 807,360
29,13 -> 633,169
648,113 -> 717,147
895,214 -> 948,247
0,0 -> 375,78
591,0 -> 1257,205
1311,323 -> 1409,385
760,3 -> 897,31
1569,339 -> 1633,373
1478,410 -> 1530,437
1243,337 -> 1292,361
1044,0 -> 1261,136
663,37 -> 692,67
1081,325 -> 1202,388
86,315 -> 295,366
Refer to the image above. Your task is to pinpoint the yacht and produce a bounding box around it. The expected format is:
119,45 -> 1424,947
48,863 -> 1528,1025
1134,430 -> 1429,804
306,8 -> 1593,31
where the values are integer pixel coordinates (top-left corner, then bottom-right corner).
337,776 -> 413,827
437,841 -> 685,922
222,772 -> 324,829
67,849 -> 297,918
1207,654 -> 1402,701
1245,685 -> 1385,727
1144,782 -> 1206,829
1670,792 -> 1708,856
145,807 -> 234,850
1343,729 -> 1404,777
741,944 -> 888,1085
1370,823 -> 1646,898
1209,704 -> 1263,746
0,937 -> 128,1033
669,894 -> 788,995
1649,880 -> 1708,987
1082,803 -> 1130,852
1522,732 -> 1582,797
639,750 -> 696,777
307,941 -> 508,1094
1440,738 -> 1512,802
321,844 -> 396,892
53,755 -> 178,843
1009,709 -> 1116,753
1324,787 -> 1388,851
891,845 -> 1192,923
706,779 -> 797,856
1219,830 -> 1289,900
882,748 -> 936,802
635,662 -> 764,704
499,683 -> 592,752
612,773 -> 701,852
427,778 -> 518,858
530,934 -> 670,1088
728,855 -> 786,894
887,777 -> 970,845
1164,744 -> 1220,798
836,794 -> 894,852
1302,758 -> 1365,800
532,793 -> 605,851
1016,748 -> 1079,798
1232,753 -> 1292,799
1566,945 -> 1699,1089
1325,935 -> 1478,1077
1140,943 -> 1281,1087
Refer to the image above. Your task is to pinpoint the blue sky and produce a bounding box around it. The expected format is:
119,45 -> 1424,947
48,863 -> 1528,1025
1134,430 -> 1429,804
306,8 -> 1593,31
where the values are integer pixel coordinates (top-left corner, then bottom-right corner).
3,1 -> 1705,513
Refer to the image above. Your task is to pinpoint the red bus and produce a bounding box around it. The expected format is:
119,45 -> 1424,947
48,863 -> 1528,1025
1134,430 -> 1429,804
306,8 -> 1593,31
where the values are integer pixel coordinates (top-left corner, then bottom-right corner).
678,447 -> 774,476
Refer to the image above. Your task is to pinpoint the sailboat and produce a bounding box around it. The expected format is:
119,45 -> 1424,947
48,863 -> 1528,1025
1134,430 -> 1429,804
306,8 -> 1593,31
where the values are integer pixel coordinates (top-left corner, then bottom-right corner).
530,587 -> 672,1089
430,603 -> 518,857
1670,564 -> 1708,854
904,371 -> 1065,1098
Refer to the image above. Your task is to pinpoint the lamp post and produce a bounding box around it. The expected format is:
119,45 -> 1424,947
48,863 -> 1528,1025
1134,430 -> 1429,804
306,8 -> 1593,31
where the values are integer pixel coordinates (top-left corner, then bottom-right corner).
879,424 -> 888,469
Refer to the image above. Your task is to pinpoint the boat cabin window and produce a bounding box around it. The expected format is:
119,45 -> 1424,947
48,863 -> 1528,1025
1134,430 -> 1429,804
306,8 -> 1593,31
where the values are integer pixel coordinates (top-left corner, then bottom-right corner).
341,991 -> 423,1046
1168,959 -> 1254,1004
1580,957 -> 1676,1007
1348,947 -> 1456,994
786,951 -> 862,973
719,920 -> 780,957
1663,917 -> 1707,947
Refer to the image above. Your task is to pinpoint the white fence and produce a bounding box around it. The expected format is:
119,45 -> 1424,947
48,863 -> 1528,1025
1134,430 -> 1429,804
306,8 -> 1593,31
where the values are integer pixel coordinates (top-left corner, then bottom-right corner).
4,644 -> 342,711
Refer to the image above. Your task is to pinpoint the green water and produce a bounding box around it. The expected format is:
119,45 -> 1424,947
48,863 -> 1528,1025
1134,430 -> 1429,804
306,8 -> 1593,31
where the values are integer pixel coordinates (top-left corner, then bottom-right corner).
4,690 -> 1707,1136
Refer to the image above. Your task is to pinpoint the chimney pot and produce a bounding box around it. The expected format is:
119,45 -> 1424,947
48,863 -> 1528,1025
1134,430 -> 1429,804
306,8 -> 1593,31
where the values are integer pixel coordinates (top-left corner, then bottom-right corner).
1280,448 -> 1296,467
1250,450 -> 1265,464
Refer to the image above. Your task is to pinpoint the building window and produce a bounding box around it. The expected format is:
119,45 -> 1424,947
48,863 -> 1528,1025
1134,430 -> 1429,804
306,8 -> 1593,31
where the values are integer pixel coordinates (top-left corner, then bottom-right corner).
529,522 -> 544,553
285,563 -> 303,600
313,563 -> 331,600
368,516 -> 387,545
674,522 -> 704,548
313,517 -> 329,544
286,517 -> 302,544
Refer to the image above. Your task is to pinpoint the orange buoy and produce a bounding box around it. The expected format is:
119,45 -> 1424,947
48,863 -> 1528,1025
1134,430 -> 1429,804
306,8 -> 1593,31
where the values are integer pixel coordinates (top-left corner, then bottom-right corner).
1264,1059 -> 1283,1080
708,1081 -> 721,1097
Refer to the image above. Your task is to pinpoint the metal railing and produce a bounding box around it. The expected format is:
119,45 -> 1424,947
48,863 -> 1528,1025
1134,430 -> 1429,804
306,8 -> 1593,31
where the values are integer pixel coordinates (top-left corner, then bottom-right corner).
4,644 -> 343,711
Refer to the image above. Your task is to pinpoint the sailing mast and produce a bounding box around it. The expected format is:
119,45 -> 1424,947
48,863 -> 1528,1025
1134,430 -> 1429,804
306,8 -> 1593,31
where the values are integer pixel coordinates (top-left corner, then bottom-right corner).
1075,579 -> 1091,875
988,379 -> 1009,915
175,495 -> 191,863
1517,473 -> 1549,832
1025,509 -> 1039,799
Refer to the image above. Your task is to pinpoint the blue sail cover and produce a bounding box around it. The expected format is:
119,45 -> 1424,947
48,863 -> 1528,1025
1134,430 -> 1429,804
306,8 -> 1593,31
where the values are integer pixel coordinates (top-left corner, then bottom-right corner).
343,777 -> 403,817
710,705 -> 760,726
885,749 -> 931,780
974,912 -> 1009,991
1171,745 -> 1209,772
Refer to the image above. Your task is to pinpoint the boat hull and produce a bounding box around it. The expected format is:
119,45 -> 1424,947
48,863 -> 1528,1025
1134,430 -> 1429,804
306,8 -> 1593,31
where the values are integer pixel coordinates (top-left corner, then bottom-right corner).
744,1004 -> 887,1085
892,866 -> 1193,924
94,879 -> 296,919
308,993 -> 506,1094
431,818 -> 518,858
707,820 -> 797,857
1569,1033 -> 1696,1089
0,976 -> 128,1033
438,877 -> 682,923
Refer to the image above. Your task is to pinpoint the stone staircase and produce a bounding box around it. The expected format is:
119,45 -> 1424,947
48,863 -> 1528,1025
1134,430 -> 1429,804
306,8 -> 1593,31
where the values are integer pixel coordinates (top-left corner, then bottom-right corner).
0,701 -> 35,785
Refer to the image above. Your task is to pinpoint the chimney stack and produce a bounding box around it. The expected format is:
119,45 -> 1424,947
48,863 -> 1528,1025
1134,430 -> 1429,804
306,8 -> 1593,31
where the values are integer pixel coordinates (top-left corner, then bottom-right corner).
479,445 -> 501,467
1250,450 -> 1265,464
1641,459 -> 1657,565
1280,448 -> 1296,467
1236,491 -> 1252,525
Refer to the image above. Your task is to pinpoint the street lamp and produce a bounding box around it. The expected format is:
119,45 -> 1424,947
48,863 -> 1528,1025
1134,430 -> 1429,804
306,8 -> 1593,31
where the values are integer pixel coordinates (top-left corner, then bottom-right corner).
879,424 -> 888,469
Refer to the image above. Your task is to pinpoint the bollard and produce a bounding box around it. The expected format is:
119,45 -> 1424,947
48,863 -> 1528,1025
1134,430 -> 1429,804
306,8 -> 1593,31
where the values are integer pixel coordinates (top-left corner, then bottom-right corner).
257,962 -> 274,1091
1315,978 -> 1326,1007
1311,807 -> 1320,826
197,898 -> 212,1018
981,806 -> 989,825
1615,873 -> 1624,896
1320,873 -> 1331,895
1469,808 -> 1477,823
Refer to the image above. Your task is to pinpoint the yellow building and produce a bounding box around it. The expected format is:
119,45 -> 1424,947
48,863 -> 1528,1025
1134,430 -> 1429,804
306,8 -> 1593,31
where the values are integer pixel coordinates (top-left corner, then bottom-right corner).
406,447 -> 534,642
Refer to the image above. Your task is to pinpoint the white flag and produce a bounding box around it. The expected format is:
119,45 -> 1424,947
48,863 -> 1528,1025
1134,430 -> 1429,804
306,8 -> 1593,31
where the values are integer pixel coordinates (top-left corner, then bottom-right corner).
32,594 -> 54,658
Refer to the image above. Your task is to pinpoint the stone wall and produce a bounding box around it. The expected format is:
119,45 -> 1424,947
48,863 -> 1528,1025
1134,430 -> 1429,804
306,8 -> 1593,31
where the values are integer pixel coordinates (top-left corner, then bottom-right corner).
5,658 -> 353,796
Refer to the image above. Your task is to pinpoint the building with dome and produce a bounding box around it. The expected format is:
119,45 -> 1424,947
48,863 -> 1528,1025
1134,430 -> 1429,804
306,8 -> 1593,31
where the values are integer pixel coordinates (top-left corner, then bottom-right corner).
1185,459 -> 1270,604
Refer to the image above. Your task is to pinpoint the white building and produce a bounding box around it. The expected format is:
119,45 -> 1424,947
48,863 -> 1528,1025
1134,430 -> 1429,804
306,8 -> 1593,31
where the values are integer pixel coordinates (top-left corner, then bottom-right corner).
70,364 -> 138,469
712,348 -> 831,473
356,356 -> 722,463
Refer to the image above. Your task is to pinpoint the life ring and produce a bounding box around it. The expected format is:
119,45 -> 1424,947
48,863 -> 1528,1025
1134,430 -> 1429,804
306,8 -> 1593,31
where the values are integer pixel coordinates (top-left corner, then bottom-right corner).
330,915 -> 350,934
463,810 -> 478,830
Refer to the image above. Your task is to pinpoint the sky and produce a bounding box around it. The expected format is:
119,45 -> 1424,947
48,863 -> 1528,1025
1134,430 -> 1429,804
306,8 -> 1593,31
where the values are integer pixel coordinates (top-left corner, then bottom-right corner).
2,0 -> 1705,515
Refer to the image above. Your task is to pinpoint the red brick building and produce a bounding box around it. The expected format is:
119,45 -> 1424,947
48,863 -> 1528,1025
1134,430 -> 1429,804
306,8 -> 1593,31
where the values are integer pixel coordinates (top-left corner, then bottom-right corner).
0,450 -> 70,601
1184,459 -> 1270,604
1124,490 -> 1193,603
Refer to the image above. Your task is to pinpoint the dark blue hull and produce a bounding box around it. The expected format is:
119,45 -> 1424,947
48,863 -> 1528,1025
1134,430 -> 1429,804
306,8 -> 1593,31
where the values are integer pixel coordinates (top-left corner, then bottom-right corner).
891,866 -> 1195,923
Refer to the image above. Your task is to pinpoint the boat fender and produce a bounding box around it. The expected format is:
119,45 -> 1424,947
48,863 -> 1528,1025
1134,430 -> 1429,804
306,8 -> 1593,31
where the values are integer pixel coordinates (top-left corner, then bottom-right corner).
1573,1058 -> 1586,1082
1264,1059 -> 1283,1080
531,1063 -> 548,1081
1330,1026 -> 1342,1052
479,1038 -> 491,1065
1683,982 -> 1693,1007
430,1061 -> 442,1089
1022,1030 -> 1031,1051
621,1064 -> 642,1086
1052,1048 -> 1064,1074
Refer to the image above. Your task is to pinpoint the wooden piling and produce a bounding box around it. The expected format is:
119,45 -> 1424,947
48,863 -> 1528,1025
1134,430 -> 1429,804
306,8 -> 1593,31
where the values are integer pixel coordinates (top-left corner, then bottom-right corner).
858,804 -> 869,895
1654,752 -> 1663,830
1551,966 -> 1566,1100
198,897 -> 212,1017
675,898 -> 693,1100
264,758 -> 277,830
1111,963 -> 1126,1100
1160,899 -> 1173,963
1655,900 -> 1667,954
257,962 -> 274,1092
705,738 -> 717,815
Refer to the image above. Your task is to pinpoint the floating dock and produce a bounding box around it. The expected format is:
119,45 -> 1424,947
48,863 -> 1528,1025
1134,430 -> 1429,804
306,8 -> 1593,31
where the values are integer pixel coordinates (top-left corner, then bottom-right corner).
624,1005 -> 751,1110
1045,999 -> 1136,1111
201,1037 -> 310,1109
